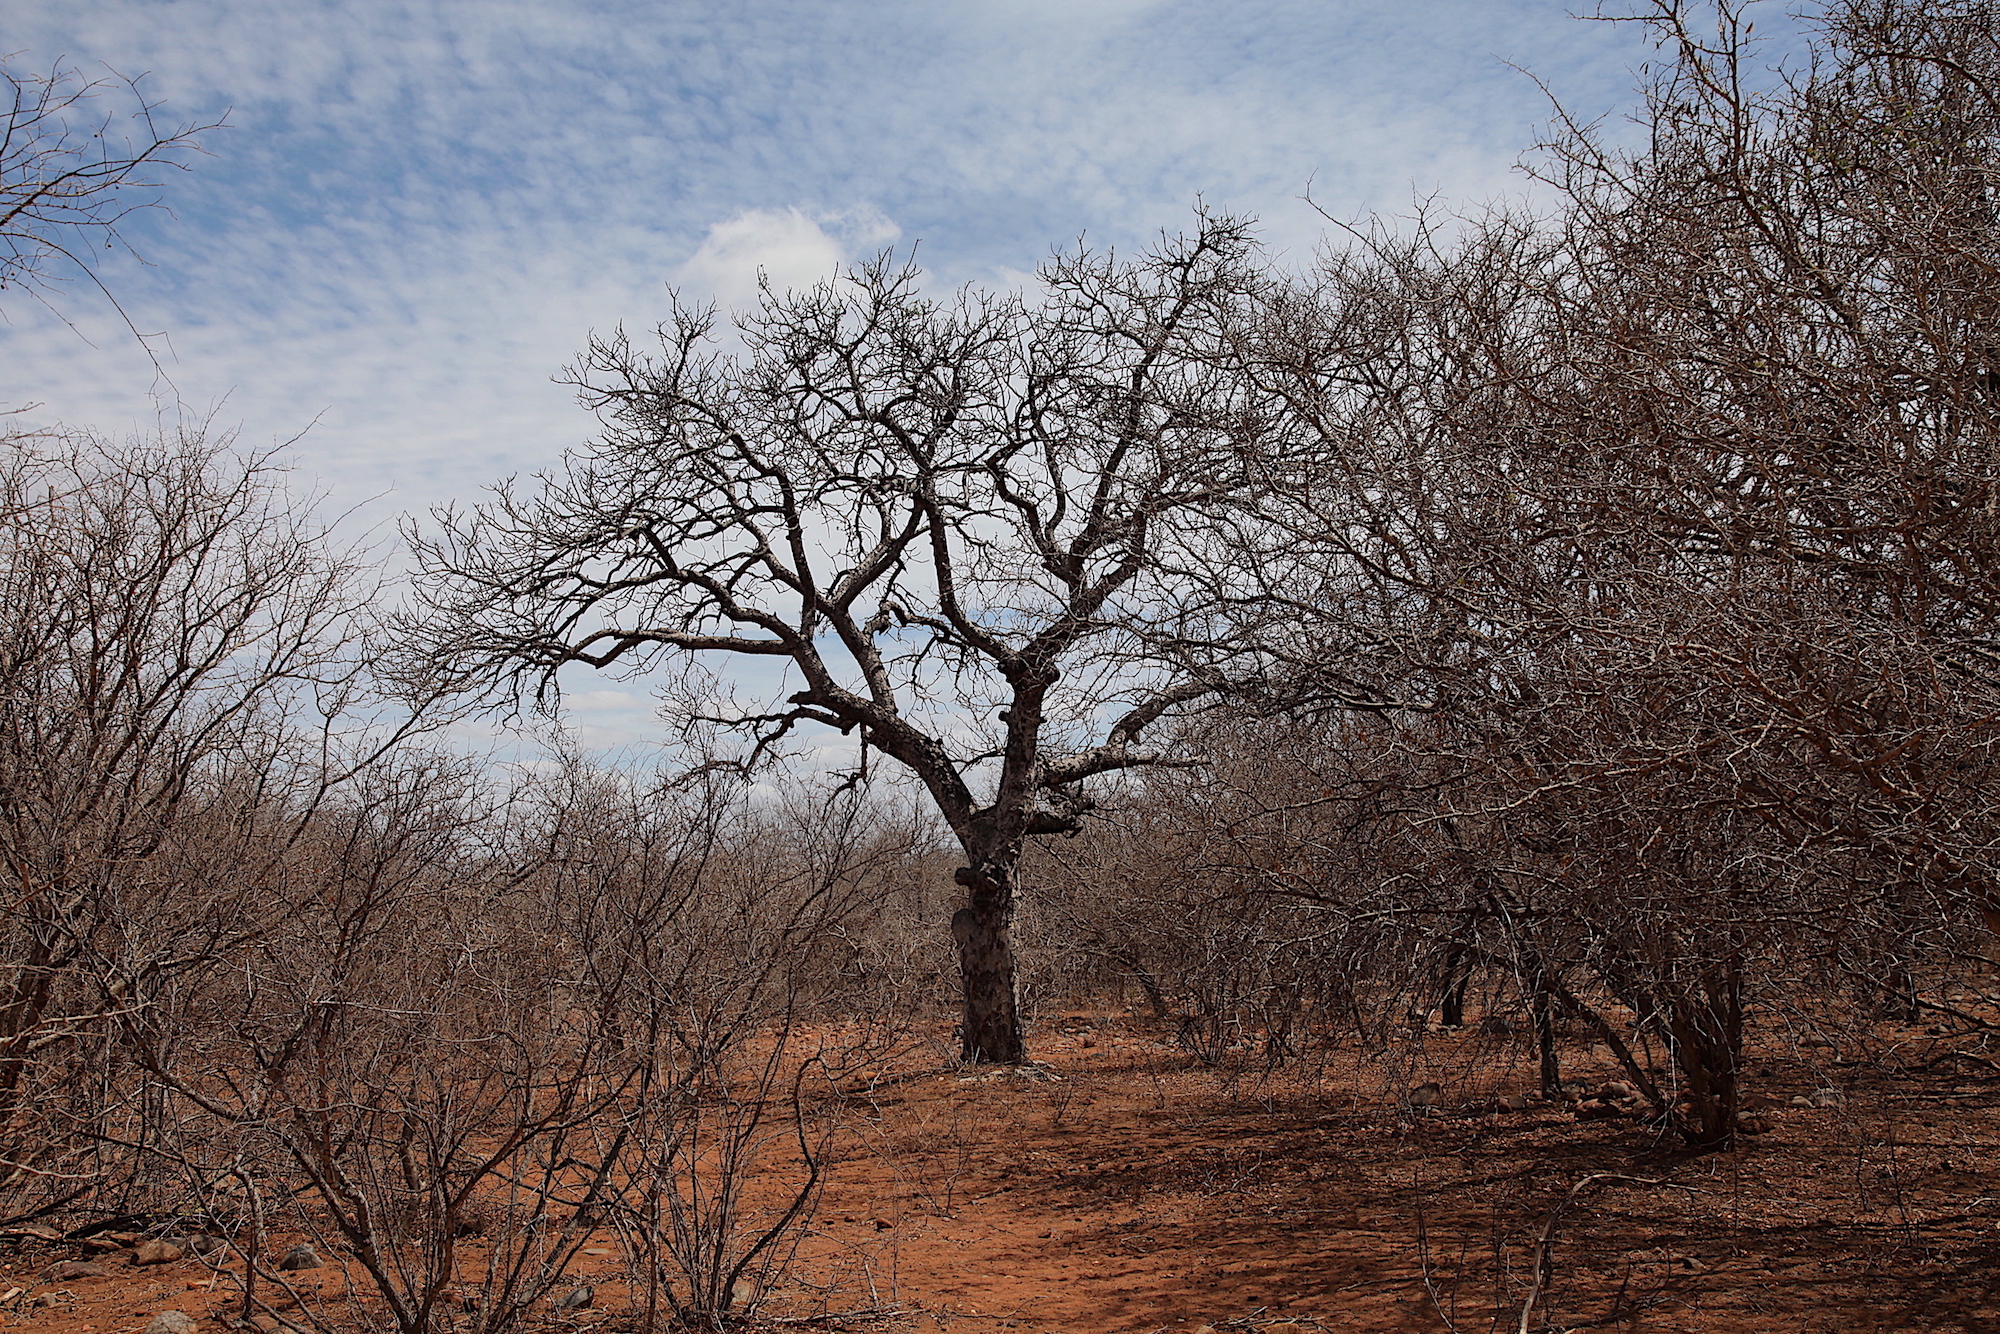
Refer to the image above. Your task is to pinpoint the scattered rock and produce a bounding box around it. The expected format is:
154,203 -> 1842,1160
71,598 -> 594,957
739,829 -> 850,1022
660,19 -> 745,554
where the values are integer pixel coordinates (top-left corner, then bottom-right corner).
276,1243 -> 321,1271
132,1238 -> 187,1265
42,1259 -> 107,1281
0,1224 -> 59,1242
551,1285 -> 594,1311
145,1311 -> 199,1334
1005,1063 -> 1063,1082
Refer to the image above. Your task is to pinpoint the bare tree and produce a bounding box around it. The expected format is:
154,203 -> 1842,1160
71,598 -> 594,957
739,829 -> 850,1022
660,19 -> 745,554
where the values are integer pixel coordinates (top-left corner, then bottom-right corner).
1,53 -> 219,339
1223,0 -> 2000,1147
408,217 -> 1290,1063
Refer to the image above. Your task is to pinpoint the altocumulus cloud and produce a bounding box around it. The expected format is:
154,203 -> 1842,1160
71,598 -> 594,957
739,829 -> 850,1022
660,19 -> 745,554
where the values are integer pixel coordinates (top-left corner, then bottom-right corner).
2,0 -> 1762,518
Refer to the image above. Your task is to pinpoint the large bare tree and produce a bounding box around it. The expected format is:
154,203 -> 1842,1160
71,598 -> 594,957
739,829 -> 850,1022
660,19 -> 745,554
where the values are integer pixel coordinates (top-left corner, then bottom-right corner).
409,217 -> 1289,1062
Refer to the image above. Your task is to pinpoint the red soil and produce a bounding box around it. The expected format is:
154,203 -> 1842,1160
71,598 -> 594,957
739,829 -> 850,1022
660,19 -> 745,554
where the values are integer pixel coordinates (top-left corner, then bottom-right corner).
6,1008 -> 1998,1333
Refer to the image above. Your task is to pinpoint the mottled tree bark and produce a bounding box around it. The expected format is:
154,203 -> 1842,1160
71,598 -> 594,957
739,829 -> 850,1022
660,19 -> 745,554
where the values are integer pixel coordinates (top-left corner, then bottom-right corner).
951,863 -> 1025,1064
1669,958 -> 1744,1153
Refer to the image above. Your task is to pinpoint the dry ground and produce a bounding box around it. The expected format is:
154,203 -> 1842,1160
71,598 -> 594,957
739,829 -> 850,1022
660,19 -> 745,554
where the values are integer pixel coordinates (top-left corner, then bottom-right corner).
6,1005 -> 1999,1334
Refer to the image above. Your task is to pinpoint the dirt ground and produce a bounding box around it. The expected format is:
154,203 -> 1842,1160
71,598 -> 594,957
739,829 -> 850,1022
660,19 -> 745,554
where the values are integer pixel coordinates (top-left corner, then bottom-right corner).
5,1005 -> 1999,1334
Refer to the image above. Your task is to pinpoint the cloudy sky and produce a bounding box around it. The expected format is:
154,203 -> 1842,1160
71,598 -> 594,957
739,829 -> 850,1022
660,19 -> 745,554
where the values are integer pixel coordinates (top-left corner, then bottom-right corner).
0,0 -> 1794,751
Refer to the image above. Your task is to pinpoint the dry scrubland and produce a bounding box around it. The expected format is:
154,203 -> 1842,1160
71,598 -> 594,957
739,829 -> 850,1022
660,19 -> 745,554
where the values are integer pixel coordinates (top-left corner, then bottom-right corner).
11,1 -> 2000,1331
6,987 -> 2000,1334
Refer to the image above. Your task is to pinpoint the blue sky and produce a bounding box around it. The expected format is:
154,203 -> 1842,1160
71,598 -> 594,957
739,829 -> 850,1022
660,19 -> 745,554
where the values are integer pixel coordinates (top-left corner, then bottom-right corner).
0,0 -> 1796,750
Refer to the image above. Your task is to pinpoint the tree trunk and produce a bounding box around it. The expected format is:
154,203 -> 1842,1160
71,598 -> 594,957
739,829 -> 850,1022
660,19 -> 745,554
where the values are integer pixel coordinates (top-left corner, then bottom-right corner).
1669,957 -> 1744,1152
1532,974 -> 1562,1100
1439,944 -> 1470,1028
952,862 -> 1025,1064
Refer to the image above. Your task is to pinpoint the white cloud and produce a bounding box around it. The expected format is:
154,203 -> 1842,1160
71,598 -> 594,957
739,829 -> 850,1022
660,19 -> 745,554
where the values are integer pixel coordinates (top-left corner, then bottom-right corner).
674,207 -> 899,313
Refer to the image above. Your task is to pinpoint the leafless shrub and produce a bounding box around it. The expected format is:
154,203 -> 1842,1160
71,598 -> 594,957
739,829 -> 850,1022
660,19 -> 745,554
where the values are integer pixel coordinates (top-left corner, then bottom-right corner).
0,428 -> 395,1222
1130,0 -> 2000,1148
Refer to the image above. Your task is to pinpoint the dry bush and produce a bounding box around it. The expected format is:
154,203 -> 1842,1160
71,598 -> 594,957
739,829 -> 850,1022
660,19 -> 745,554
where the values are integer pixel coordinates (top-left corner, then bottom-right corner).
1137,0 -> 2000,1148
121,755 -> 941,1334
0,428 -> 393,1222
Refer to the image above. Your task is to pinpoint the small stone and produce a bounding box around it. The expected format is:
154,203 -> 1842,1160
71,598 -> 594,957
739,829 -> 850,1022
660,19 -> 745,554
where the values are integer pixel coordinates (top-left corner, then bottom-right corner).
276,1243 -> 321,1271
133,1239 -> 187,1265
146,1311 -> 200,1334
552,1285 -> 594,1311
0,1224 -> 58,1241
42,1258 -> 107,1281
